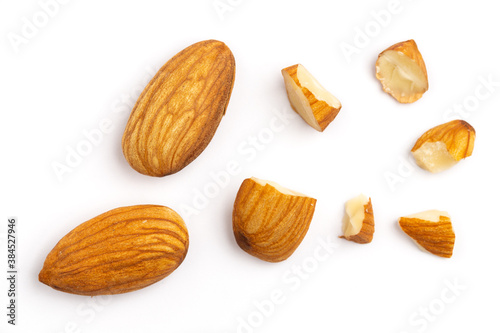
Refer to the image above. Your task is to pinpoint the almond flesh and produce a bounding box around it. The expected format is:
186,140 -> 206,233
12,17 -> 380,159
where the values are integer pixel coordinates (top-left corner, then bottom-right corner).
282,64 -> 341,132
376,40 -> 428,103
412,120 -> 475,173
340,194 -> 374,244
399,210 -> 455,258
39,205 -> 189,296
232,177 -> 316,262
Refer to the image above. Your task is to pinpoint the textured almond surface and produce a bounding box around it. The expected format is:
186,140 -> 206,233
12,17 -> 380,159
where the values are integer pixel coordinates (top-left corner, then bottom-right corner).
122,39 -> 235,177
233,177 -> 316,262
282,64 -> 341,132
375,39 -> 428,103
412,120 -> 475,168
39,205 -> 189,296
340,195 -> 374,244
399,211 -> 455,258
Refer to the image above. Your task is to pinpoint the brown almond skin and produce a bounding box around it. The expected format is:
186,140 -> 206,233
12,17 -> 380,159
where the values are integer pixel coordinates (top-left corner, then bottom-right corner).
122,39 -> 235,177
340,198 -> 374,244
399,215 -> 455,258
232,178 -> 316,262
412,120 -> 476,161
282,64 -> 341,132
39,205 -> 189,296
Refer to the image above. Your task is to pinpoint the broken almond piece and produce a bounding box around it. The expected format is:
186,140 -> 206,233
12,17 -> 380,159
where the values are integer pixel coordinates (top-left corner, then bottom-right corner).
340,194 -> 374,244
375,39 -> 428,103
399,210 -> 455,258
232,177 -> 316,262
412,120 -> 475,173
282,64 -> 341,132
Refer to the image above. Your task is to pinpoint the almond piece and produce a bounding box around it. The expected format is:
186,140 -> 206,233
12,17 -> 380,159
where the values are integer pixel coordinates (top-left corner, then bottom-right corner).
399,210 -> 455,258
39,205 -> 189,296
339,194 -> 374,244
375,39 -> 428,103
232,177 -> 317,262
412,120 -> 475,173
282,64 -> 342,132
122,39 -> 235,177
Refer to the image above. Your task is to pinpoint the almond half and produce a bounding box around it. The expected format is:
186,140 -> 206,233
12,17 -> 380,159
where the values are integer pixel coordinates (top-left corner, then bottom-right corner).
412,120 -> 475,173
339,194 -> 374,244
232,177 -> 316,262
282,64 -> 341,132
399,210 -> 455,258
375,39 -> 428,103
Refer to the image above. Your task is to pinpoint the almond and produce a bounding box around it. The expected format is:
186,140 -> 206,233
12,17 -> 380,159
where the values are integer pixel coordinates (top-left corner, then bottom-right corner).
339,194 -> 374,244
39,205 -> 189,296
282,64 -> 341,132
375,39 -> 428,103
399,210 -> 455,258
412,120 -> 475,173
122,39 -> 235,177
232,177 -> 316,262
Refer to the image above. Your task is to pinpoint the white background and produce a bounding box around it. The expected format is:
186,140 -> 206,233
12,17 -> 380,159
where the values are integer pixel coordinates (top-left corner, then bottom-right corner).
1,0 -> 499,332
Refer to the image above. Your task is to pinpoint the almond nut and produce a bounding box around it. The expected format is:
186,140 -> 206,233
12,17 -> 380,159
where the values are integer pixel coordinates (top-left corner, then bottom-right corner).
339,194 -> 374,244
399,210 -> 455,258
282,64 -> 341,132
232,177 -> 316,262
122,39 -> 235,177
39,205 -> 189,295
412,120 -> 475,173
375,39 -> 428,103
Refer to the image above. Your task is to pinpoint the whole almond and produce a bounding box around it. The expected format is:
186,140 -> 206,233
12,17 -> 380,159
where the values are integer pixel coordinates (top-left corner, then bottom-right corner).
122,39 -> 235,177
233,177 -> 316,262
39,205 -> 189,296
